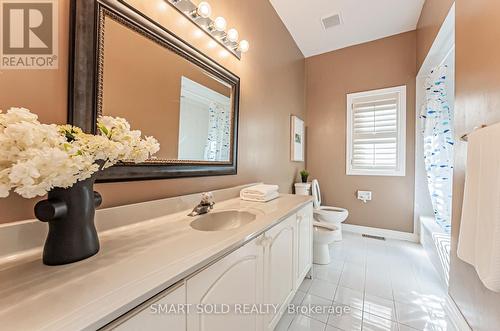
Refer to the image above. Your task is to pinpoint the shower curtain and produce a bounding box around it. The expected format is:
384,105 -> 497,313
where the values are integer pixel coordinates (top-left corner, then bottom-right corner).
421,64 -> 454,233
204,102 -> 231,161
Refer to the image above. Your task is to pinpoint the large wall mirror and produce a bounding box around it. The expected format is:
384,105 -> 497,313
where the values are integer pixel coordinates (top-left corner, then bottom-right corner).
69,0 -> 240,182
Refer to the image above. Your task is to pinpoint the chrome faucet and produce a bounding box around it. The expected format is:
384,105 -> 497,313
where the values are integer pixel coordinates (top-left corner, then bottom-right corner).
188,192 -> 215,216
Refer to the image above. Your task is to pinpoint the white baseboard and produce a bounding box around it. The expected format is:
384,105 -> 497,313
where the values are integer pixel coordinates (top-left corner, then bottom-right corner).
342,224 -> 419,242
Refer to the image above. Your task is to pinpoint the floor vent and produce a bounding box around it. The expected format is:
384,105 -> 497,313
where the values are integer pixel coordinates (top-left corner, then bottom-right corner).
362,234 -> 386,241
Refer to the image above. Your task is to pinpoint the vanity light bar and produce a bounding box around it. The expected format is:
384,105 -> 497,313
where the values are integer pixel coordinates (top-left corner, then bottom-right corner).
166,0 -> 249,59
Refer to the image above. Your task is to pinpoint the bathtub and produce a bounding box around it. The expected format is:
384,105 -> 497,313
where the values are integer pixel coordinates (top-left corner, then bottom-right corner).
420,216 -> 451,286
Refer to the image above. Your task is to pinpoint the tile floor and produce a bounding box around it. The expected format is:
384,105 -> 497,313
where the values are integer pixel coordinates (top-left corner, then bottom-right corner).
275,232 -> 459,331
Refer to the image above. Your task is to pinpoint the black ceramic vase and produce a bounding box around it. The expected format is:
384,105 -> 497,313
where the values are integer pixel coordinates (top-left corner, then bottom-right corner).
34,173 -> 102,266
301,175 -> 308,183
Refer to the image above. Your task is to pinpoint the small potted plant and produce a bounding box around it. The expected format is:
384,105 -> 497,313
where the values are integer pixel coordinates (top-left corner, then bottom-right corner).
0,108 -> 160,265
295,170 -> 311,196
300,169 -> 309,183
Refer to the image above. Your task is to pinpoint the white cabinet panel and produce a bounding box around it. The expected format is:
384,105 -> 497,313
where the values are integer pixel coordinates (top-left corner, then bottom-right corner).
112,283 -> 186,331
186,237 -> 264,331
296,203 -> 313,287
263,215 -> 295,330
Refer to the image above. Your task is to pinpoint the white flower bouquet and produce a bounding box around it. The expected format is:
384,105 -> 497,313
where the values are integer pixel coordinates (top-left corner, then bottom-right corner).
0,107 -> 160,199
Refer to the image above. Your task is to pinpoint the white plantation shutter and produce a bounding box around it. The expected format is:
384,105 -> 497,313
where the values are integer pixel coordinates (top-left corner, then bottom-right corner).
347,86 -> 406,176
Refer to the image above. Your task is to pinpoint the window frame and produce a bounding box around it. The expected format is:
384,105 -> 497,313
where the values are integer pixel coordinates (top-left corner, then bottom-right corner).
346,85 -> 406,177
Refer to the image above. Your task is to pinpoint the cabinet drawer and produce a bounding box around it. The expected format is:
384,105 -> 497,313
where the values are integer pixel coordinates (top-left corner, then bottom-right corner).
109,282 -> 186,331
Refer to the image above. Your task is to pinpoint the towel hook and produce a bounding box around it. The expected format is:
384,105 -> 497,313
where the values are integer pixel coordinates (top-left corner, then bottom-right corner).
460,125 -> 488,142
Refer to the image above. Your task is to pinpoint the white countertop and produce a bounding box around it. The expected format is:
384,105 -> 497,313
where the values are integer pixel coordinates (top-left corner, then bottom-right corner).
0,193 -> 312,331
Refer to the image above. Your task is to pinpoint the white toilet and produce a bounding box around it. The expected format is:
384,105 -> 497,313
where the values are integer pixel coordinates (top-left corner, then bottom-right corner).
311,179 -> 349,241
313,221 -> 338,264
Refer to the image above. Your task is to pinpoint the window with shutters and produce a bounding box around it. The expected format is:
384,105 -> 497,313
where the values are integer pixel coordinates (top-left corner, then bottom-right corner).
346,86 -> 406,176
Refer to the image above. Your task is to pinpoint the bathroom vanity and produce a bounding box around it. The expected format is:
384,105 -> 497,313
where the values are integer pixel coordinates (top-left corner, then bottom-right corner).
0,186 -> 312,331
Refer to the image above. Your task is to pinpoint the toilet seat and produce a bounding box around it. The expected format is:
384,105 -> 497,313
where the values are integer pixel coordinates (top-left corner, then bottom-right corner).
311,179 -> 322,209
317,206 -> 347,213
313,207 -> 349,223
311,179 -> 349,224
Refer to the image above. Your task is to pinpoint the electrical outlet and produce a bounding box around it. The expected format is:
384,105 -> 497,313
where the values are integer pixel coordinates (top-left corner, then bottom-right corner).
357,191 -> 372,203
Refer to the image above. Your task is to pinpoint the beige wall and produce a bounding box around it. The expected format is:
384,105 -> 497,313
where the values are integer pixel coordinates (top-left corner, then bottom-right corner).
0,0 -> 306,223
305,31 -> 416,233
450,1 -> 500,329
417,0 -> 500,329
416,0 -> 454,71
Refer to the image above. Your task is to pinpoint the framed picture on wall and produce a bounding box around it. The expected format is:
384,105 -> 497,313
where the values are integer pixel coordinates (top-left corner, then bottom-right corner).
291,115 -> 305,162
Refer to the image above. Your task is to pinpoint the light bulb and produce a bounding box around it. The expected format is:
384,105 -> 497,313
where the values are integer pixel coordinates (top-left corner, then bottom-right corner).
238,40 -> 249,53
208,40 -> 217,48
157,1 -> 168,11
196,1 -> 211,18
213,16 -> 227,31
227,28 -> 239,42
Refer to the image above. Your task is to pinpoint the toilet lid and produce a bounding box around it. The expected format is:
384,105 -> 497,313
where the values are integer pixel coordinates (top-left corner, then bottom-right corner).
311,179 -> 321,208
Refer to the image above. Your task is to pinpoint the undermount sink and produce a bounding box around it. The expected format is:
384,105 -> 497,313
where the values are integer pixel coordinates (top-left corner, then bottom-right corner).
190,210 -> 257,231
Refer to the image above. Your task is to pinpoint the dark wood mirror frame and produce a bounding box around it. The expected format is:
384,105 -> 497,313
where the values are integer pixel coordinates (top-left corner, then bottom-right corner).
68,0 -> 240,182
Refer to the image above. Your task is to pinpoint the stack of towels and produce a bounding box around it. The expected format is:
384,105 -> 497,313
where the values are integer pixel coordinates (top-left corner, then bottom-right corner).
240,184 -> 279,202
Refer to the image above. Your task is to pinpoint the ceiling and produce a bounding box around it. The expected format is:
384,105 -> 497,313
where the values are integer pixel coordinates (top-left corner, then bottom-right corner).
269,0 -> 425,57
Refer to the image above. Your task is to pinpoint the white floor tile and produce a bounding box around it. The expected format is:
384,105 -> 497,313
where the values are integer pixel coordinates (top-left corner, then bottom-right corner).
301,293 -> 332,323
391,276 -> 420,294
326,306 -> 363,331
363,294 -> 397,322
289,314 -> 327,331
275,311 -> 295,331
277,233 -> 455,331
395,301 -> 432,330
314,265 -> 342,284
427,312 -> 458,331
324,256 -> 344,272
309,279 -> 337,301
365,278 -> 393,301
339,263 -> 365,291
393,289 -> 446,310
362,313 -> 399,331
333,286 -> 364,311
329,254 -> 346,266
343,251 -> 366,266
398,324 -> 419,331
299,277 -> 313,293
293,290 -> 307,305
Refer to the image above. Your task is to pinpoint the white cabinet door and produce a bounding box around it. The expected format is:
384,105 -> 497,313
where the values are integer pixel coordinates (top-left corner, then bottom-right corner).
296,203 -> 313,287
112,283 -> 186,331
186,237 -> 264,331
263,215 -> 295,330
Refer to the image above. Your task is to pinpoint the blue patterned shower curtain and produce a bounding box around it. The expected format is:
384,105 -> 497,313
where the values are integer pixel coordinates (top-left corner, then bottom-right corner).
420,65 -> 454,233
204,102 -> 231,161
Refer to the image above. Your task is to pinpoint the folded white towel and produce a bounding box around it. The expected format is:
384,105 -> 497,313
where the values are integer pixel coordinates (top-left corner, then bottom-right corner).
240,190 -> 279,202
458,122 -> 500,292
240,184 -> 279,197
